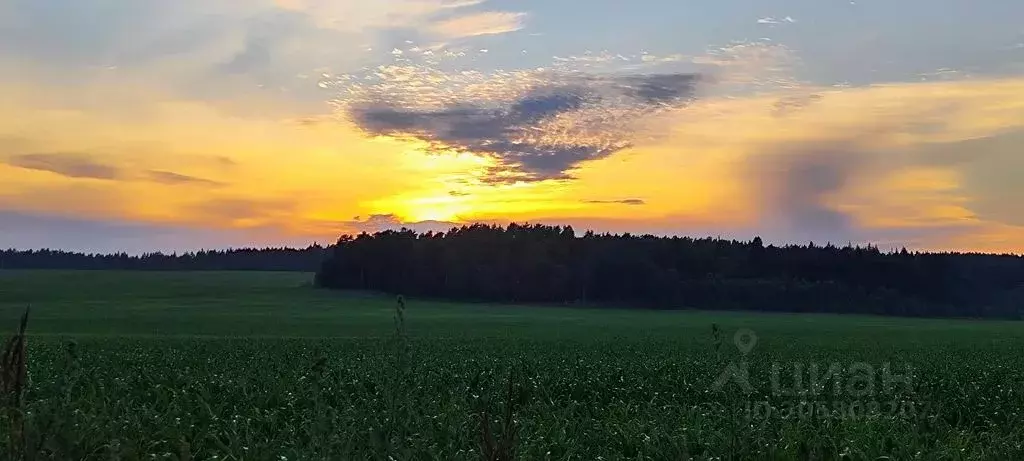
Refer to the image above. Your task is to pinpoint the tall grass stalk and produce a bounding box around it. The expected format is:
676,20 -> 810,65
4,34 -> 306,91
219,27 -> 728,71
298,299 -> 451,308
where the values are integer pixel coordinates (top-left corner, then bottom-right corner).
1,307 -> 29,460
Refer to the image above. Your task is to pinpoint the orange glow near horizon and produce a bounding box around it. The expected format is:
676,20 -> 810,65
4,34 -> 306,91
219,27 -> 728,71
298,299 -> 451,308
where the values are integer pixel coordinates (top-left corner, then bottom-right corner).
3,45 -> 1024,252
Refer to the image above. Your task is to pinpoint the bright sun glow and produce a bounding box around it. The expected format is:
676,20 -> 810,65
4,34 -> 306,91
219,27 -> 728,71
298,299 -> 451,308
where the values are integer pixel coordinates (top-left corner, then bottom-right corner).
399,195 -> 474,222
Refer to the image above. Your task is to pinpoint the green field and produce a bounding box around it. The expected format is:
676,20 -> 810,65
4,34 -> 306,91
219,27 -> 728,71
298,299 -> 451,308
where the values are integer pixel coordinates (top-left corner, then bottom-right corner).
0,270 -> 1022,460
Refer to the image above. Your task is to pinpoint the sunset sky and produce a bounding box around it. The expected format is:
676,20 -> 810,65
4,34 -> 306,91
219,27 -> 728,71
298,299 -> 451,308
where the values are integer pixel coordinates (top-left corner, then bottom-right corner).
2,0 -> 1024,254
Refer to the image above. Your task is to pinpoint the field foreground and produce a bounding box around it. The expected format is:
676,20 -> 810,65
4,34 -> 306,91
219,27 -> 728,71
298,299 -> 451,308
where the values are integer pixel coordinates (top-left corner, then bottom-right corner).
0,270 -> 1022,460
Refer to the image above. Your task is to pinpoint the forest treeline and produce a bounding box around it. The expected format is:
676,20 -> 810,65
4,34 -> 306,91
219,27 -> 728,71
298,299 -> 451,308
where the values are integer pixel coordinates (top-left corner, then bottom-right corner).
0,246 -> 329,271
315,223 -> 1024,320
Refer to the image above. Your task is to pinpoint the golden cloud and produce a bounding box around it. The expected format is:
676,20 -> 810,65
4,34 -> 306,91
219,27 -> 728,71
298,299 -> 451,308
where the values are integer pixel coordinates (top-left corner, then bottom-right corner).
429,11 -> 527,38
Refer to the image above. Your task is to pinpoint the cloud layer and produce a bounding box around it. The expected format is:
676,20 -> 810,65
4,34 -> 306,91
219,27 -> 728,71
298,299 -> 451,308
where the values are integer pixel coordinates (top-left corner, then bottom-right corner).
583,199 -> 646,206
430,11 -> 526,38
3,0 -> 1024,255
3,153 -> 223,188
344,71 -> 701,182
7,153 -> 121,181
274,0 -> 525,41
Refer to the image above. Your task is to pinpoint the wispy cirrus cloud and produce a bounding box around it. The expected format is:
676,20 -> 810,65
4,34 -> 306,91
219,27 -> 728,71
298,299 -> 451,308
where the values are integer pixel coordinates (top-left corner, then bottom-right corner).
274,0 -> 483,31
3,153 -> 223,188
0,0 -> 527,118
757,16 -> 795,25
583,199 -> 646,206
0,0 -> 363,113
553,51 -> 687,67
430,11 -> 527,39
145,170 -> 226,187
273,0 -> 526,41
5,153 -> 122,181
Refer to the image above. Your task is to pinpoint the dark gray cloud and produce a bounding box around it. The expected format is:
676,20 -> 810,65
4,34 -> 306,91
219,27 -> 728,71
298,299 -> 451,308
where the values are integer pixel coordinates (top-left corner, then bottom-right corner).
5,153 -> 122,180
347,72 -> 701,183
582,199 -> 646,206
619,74 -> 701,105
145,170 -> 224,187
506,90 -> 589,123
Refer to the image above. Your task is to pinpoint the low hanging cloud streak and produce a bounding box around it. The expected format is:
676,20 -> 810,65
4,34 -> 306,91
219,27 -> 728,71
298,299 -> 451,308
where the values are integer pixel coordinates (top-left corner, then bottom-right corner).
345,72 -> 701,183
7,153 -> 121,180
4,153 -> 222,187
145,170 -> 225,187
583,199 -> 646,206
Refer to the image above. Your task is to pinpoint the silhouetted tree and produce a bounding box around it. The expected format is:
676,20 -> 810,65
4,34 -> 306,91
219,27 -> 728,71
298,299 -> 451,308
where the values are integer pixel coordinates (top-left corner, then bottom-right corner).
0,245 -> 329,272
315,223 -> 1024,320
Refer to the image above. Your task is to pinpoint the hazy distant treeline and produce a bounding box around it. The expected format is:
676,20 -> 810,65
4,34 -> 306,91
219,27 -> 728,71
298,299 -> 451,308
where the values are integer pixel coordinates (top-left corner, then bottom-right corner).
1,246 -> 329,272
316,223 -> 1024,319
